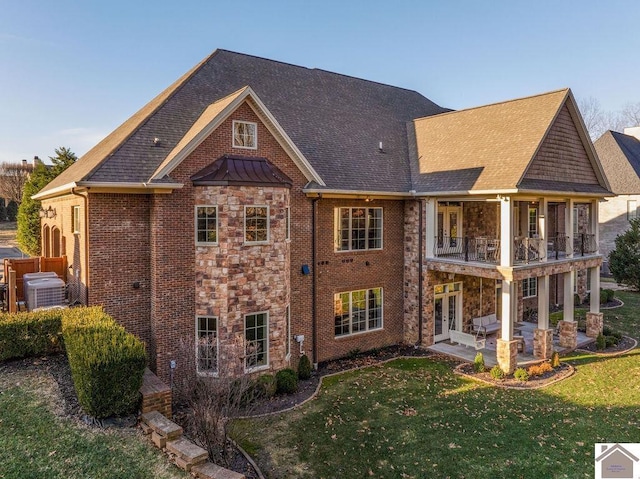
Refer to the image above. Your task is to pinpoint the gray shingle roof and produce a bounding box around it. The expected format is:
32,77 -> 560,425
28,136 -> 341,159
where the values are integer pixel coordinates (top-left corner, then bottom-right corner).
41,49 -> 448,195
594,130 -> 640,194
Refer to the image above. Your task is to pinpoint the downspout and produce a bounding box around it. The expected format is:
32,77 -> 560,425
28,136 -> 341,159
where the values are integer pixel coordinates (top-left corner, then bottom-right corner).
311,194 -> 320,369
71,188 -> 89,305
418,199 -> 424,346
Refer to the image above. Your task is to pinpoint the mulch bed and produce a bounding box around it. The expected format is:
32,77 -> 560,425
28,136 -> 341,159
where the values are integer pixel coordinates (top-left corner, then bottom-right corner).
455,361 -> 574,389
578,335 -> 637,354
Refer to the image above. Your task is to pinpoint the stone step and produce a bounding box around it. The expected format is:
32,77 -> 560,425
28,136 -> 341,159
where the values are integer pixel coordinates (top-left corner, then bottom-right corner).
192,461 -> 246,479
166,437 -> 208,466
140,411 -> 183,440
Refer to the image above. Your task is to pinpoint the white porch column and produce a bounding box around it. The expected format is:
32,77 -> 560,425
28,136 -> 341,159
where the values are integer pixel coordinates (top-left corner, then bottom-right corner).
591,199 -> 599,253
539,198 -> 547,262
586,265 -> 604,337
559,270 -> 578,349
565,198 -> 574,257
537,275 -> 549,329
563,270 -> 575,321
501,278 -> 515,341
499,196 -> 513,267
425,198 -> 436,259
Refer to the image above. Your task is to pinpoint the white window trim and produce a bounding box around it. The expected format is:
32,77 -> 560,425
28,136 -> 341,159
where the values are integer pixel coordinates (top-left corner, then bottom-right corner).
195,205 -> 218,246
244,311 -> 269,373
334,207 -> 384,252
244,205 -> 270,245
72,205 -> 80,234
285,305 -> 291,362
285,207 -> 291,242
232,120 -> 258,150
334,288 -> 384,338
628,200 -> 637,221
196,315 -> 219,377
522,278 -> 537,299
528,207 -> 538,238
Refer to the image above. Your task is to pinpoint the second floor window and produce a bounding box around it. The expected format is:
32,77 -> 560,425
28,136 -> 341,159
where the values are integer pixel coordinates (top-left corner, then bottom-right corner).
233,120 -> 257,149
528,207 -> 538,238
336,207 -> 382,251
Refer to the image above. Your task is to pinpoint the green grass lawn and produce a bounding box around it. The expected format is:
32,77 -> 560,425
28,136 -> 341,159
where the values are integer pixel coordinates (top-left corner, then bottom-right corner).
0,369 -> 188,479
237,292 -> 640,479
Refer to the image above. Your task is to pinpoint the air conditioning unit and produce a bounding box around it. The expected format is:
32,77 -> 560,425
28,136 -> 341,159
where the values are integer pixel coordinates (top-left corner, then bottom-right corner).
23,271 -> 58,283
25,277 -> 66,311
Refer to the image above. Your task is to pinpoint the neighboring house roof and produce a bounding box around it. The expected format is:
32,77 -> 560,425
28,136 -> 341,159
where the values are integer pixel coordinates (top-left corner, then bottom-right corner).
594,130 -> 640,195
190,155 -> 293,188
410,89 -> 610,195
37,49 -> 448,198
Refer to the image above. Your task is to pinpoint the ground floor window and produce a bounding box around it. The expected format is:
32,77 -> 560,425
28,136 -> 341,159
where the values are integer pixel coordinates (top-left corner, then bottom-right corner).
334,288 -> 383,337
522,277 -> 537,298
196,316 -> 218,374
245,312 -> 269,370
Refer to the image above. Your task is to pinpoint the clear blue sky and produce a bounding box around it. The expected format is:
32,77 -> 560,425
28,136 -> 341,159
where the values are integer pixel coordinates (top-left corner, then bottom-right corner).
1,0 -> 639,163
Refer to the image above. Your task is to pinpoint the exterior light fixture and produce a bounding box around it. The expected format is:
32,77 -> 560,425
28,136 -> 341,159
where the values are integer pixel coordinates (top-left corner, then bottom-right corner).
38,205 -> 57,219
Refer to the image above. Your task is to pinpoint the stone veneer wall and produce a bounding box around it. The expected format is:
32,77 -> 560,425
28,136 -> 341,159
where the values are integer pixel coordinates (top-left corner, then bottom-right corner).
403,200 -> 422,344
194,185 -> 290,376
463,202 -> 499,239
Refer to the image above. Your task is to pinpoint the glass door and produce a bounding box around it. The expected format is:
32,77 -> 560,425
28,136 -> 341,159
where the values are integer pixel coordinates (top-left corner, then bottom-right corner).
437,205 -> 463,254
434,283 -> 462,342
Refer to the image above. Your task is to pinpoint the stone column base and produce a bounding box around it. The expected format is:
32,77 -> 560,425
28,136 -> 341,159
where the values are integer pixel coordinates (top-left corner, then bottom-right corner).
497,339 -> 518,375
586,312 -> 604,338
558,320 -> 578,350
533,328 -> 554,359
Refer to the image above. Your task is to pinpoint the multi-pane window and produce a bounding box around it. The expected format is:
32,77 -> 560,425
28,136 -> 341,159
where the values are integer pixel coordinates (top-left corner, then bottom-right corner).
233,120 -> 257,149
334,288 -> 383,337
245,312 -> 268,370
628,200 -> 637,221
336,207 -> 382,251
528,207 -> 538,237
245,206 -> 269,243
196,316 -> 218,374
522,278 -> 537,298
195,206 -> 217,244
72,205 -> 80,234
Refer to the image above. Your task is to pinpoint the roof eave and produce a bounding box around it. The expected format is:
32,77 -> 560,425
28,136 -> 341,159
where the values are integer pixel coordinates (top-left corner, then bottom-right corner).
32,181 -> 183,200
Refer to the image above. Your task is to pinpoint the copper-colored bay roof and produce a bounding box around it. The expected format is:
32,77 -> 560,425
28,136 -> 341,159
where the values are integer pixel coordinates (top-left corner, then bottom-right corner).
190,155 -> 293,187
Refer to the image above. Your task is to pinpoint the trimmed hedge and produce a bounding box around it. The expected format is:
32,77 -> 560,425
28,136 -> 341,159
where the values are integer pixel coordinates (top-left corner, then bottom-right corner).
62,307 -> 146,418
0,309 -> 64,361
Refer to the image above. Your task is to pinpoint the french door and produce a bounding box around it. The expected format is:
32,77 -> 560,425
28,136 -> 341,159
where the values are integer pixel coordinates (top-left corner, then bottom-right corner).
434,283 -> 462,342
437,205 -> 463,254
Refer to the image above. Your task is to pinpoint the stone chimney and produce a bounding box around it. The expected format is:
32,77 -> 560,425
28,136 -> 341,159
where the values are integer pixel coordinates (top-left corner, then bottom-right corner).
623,127 -> 640,140
32,155 -> 41,166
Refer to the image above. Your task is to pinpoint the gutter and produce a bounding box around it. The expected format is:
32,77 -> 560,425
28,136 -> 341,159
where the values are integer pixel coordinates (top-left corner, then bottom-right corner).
418,198 -> 424,346
311,195 -> 320,369
70,187 -> 90,306
33,181 -> 183,200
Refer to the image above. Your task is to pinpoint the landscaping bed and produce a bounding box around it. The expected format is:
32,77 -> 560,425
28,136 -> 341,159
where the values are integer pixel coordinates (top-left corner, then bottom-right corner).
455,361 -> 574,389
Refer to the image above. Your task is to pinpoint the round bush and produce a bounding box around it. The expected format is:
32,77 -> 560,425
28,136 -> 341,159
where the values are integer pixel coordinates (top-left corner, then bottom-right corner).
276,368 -> 298,394
473,352 -> 485,373
551,351 -> 561,368
256,374 -> 277,398
298,354 -> 312,380
490,365 -> 505,380
596,333 -> 606,350
514,367 -> 529,382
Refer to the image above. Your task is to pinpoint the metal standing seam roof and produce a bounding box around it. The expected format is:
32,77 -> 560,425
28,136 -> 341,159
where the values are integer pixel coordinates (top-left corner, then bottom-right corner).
190,155 -> 293,188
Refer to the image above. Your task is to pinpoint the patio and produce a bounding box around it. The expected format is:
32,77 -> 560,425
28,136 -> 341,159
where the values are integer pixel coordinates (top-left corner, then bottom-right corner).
427,321 -> 594,366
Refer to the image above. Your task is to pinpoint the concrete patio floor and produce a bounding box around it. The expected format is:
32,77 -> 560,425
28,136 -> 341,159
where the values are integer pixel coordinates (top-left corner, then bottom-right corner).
427,321 -> 594,367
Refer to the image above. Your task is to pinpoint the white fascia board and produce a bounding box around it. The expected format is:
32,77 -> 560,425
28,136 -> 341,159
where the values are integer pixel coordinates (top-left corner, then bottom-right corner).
32,181 -> 182,200
32,182 -> 79,200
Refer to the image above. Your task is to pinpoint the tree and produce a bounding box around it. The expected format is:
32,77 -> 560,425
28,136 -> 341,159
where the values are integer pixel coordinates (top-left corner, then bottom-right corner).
16,147 -> 77,256
6,201 -> 18,221
608,218 -> 640,291
0,161 -> 34,205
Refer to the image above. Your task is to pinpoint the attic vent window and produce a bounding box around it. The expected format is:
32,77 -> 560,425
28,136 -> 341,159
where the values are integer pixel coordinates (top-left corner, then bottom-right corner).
233,120 -> 257,149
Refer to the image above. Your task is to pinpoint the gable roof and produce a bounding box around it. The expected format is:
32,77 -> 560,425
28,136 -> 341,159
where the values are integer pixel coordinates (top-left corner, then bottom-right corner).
594,130 -> 640,194
410,89 -> 610,196
190,155 -> 293,188
595,443 -> 639,463
36,49 -> 447,198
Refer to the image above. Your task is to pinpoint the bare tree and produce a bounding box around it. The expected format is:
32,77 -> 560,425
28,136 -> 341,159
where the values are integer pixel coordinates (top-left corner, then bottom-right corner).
0,161 -> 34,204
620,102 -> 640,128
578,96 -> 627,140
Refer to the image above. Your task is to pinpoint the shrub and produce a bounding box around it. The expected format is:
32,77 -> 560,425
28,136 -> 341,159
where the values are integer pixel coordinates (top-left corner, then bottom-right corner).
275,368 -> 298,394
514,368 -> 529,382
298,354 -> 312,380
600,289 -> 615,304
473,352 -> 485,373
62,307 -> 146,418
527,362 -> 553,377
490,365 -> 505,380
0,309 -> 64,361
551,351 -> 561,368
596,333 -> 606,350
256,374 -> 277,398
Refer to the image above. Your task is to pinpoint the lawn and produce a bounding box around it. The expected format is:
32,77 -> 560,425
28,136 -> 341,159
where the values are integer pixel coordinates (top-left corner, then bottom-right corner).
237,293 -> 640,479
0,368 -> 189,479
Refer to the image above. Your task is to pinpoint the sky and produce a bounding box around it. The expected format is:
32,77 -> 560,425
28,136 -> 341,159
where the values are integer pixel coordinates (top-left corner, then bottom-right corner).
1,0 -> 640,164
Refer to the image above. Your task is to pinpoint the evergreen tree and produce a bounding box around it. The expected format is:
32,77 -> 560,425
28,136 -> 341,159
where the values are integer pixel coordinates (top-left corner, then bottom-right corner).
17,147 -> 77,256
6,201 -> 18,221
608,218 -> 640,291
0,198 -> 6,222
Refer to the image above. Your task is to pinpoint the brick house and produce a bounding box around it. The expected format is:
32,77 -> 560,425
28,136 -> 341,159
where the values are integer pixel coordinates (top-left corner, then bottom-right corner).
34,50 -> 610,379
594,128 -> 640,274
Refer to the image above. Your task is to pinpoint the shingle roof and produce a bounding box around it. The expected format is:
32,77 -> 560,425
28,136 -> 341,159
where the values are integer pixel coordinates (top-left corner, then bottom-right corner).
190,155 -> 293,187
594,130 -> 640,194
39,49 -> 448,196
411,89 -> 572,192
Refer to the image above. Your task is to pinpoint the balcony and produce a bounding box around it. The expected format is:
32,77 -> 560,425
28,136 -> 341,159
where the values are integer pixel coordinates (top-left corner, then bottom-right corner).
434,236 -> 500,264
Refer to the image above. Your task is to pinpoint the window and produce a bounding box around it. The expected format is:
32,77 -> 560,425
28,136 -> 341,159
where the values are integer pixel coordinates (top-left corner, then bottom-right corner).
528,207 -> 538,238
196,316 -> 218,374
628,200 -> 637,221
285,305 -> 291,360
233,120 -> 257,149
336,207 -> 383,251
334,288 -> 383,337
522,278 -> 537,298
72,205 -> 80,234
245,312 -> 268,370
195,206 -> 218,244
285,207 -> 290,241
245,206 -> 269,243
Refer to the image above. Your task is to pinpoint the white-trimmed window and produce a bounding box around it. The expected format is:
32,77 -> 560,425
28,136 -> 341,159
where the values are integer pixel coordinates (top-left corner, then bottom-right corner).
245,206 -> 269,243
285,207 -> 290,241
245,312 -> 268,370
233,120 -> 257,149
336,207 -> 383,251
522,278 -> 537,298
72,205 -> 80,234
334,288 -> 383,337
196,316 -> 218,375
628,200 -> 637,221
285,305 -> 291,360
195,206 -> 218,244
528,207 -> 538,238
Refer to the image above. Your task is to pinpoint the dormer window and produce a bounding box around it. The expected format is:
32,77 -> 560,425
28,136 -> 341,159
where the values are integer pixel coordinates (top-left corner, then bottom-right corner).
233,120 -> 257,149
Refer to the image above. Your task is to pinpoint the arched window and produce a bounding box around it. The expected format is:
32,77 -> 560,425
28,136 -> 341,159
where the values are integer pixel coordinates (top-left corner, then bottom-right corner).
42,225 -> 51,257
52,227 -> 61,257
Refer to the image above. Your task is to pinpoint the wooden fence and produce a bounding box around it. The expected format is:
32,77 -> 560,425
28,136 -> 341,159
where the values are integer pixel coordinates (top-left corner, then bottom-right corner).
3,256 -> 67,311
